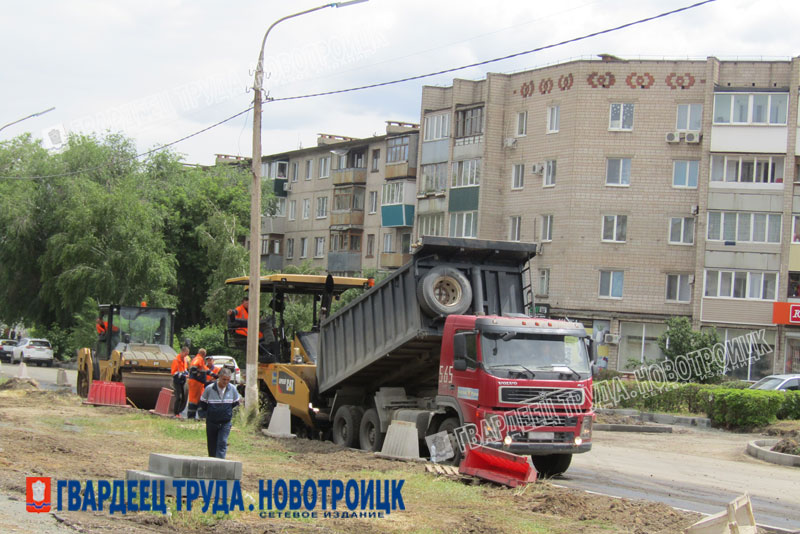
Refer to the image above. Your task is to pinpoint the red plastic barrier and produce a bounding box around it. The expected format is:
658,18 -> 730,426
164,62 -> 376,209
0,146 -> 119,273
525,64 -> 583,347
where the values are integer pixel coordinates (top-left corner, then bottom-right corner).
152,387 -> 173,416
85,380 -> 127,407
458,445 -> 537,487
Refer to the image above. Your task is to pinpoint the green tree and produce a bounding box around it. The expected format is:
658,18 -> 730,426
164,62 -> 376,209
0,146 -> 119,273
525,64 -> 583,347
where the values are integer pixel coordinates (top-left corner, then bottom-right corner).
656,316 -> 722,383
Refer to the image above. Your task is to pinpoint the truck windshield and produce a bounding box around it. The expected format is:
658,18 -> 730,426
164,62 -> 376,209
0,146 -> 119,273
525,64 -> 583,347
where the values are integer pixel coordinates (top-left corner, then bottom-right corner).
113,307 -> 172,345
481,332 -> 590,376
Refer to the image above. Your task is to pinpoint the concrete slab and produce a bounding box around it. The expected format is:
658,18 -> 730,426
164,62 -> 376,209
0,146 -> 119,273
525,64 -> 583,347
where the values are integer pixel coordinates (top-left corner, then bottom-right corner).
263,403 -> 295,439
594,423 -> 672,433
376,420 -> 419,460
148,453 -> 242,480
125,470 -> 240,497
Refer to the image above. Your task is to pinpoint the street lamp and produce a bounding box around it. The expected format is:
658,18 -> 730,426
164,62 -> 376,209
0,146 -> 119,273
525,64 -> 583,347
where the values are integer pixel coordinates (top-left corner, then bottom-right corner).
0,107 -> 55,133
246,0 -> 369,413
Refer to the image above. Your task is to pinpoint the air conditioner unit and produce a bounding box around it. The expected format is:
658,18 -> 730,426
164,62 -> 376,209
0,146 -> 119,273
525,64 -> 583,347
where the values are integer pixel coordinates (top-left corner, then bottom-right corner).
685,131 -> 702,144
604,333 -> 620,344
282,182 -> 292,192
691,205 -> 699,215
504,137 -> 517,148
688,274 -> 695,284
532,163 -> 544,174
665,131 -> 681,143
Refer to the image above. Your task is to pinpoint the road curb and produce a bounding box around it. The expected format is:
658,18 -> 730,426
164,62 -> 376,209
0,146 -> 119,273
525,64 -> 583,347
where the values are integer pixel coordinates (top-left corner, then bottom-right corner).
594,423 -> 672,433
598,408 -> 711,428
746,439 -> 800,468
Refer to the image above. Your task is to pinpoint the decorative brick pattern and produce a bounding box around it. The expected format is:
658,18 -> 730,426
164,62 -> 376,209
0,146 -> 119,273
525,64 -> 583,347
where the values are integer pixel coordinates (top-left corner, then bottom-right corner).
625,72 -> 655,89
558,73 -> 573,91
587,71 -> 616,88
539,78 -> 554,94
665,72 -> 695,90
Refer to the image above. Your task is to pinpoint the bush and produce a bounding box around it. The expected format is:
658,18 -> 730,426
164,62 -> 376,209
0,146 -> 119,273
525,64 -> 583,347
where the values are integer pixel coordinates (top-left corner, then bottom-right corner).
718,380 -> 752,389
178,324 -> 230,358
697,388 -> 784,429
778,391 -> 800,420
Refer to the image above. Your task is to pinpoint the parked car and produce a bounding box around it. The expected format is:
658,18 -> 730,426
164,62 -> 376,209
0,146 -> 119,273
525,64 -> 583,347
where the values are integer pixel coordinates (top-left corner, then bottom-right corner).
749,374 -> 800,392
208,355 -> 241,384
12,338 -> 54,366
0,339 -> 17,362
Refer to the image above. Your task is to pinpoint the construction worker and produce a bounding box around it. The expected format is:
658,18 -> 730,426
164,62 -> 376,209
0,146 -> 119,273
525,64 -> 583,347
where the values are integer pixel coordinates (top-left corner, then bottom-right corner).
227,295 -> 276,363
198,367 -> 241,459
95,316 -> 119,338
205,355 -> 221,384
171,346 -> 190,416
187,348 -> 212,419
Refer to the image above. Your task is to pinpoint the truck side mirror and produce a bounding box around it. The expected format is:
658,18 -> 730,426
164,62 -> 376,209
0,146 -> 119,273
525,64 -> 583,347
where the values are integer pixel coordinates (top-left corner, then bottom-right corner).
453,359 -> 467,372
453,333 -> 467,361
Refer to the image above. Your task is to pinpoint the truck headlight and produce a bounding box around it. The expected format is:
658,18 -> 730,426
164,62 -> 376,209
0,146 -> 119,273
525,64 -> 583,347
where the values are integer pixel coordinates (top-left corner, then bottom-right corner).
579,416 -> 592,440
503,435 -> 513,447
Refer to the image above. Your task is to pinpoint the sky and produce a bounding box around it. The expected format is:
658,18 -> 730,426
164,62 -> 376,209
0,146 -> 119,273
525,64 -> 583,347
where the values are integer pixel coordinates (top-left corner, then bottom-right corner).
0,0 -> 796,166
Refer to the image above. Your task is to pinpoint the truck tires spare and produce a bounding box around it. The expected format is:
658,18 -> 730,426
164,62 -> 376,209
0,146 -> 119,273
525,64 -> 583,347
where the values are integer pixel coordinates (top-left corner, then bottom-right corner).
332,405 -> 364,448
417,265 -> 472,317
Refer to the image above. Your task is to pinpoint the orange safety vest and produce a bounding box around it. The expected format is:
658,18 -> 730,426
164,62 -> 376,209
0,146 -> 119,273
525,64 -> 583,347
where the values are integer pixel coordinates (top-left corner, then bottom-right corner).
96,321 -> 118,335
188,354 -> 208,404
171,354 -> 188,375
233,304 -> 263,339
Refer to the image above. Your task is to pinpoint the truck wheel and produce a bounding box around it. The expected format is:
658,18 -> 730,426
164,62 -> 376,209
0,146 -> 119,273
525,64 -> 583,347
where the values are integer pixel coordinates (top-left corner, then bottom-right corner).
437,417 -> 463,466
359,408 -> 385,452
531,454 -> 572,478
332,405 -> 364,448
417,266 -> 472,317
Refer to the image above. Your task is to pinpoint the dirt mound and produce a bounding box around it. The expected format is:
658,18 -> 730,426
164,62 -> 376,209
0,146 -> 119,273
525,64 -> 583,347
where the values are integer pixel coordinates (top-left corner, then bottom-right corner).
772,438 -> 800,455
0,377 -> 40,391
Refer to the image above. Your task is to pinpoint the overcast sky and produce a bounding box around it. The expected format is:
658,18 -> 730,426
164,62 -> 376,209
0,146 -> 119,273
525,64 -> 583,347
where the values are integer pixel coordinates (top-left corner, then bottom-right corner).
1,0 -> 796,166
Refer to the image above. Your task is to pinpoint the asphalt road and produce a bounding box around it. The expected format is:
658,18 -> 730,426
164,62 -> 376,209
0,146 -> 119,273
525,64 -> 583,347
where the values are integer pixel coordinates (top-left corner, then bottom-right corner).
0,362 -> 76,393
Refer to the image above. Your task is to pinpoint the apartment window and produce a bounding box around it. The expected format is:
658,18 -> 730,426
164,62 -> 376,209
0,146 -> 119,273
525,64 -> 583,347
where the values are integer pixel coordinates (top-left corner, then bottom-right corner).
314,237 -> 325,258
599,270 -> 624,299
602,215 -> 627,242
606,158 -> 631,186
366,234 -> 375,257
421,163 -> 448,193
336,154 -> 347,170
666,274 -> 692,302
516,111 -> 527,136
261,238 -> 269,255
368,191 -> 378,214
511,164 -> 524,189
383,233 -> 393,253
418,213 -> 444,237
371,149 -> 380,171
333,186 -> 364,212
424,113 -> 450,141
288,200 -> 297,220
273,240 -> 280,255
291,162 -> 298,182
319,156 -> 330,178
305,159 -> 313,180
538,269 -> 549,296
673,160 -> 699,188
449,211 -> 478,238
401,233 -> 411,254
710,155 -> 784,184
547,105 -> 560,133
300,237 -> 308,258
707,211 -> 781,243
455,107 -> 484,138
387,137 -> 409,163
316,196 -> 328,218
713,93 -> 788,125
794,215 -> 800,242
452,159 -> 481,187
541,214 -> 553,242
609,103 -> 634,130
669,217 -> 695,245
704,269 -> 777,300
509,216 -> 521,241
286,239 -> 294,259
544,160 -> 556,187
271,197 -> 286,217
382,182 -> 403,205
676,103 -> 702,131
350,234 -> 361,252
302,198 -> 310,220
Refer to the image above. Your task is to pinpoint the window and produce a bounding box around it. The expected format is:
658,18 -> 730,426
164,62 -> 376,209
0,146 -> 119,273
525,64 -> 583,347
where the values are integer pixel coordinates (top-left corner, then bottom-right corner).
300,237 -> 308,258
511,164 -> 524,189
302,198 -> 310,219
273,240 -> 280,254
704,269 -> 777,300
319,156 -> 330,178
261,238 -> 269,255
707,211 -> 781,243
669,217 -> 695,245
538,269 -> 549,296
368,191 -> 378,214
602,215 -> 627,242
424,113 -> 450,141
371,149 -> 380,171
387,137 -> 409,163
547,105 -> 560,133
449,211 -> 478,238
516,111 -> 527,136
271,197 -> 286,217
382,182 -> 403,205
418,213 -> 444,237
330,231 -> 360,253
710,155 -> 784,184
291,162 -> 298,182
509,216 -> 521,241
544,160 -> 556,187
314,237 -> 325,258
316,196 -> 328,218
455,107 -> 484,138
609,103 -> 634,130
794,215 -> 800,242
713,93 -> 788,125
401,233 -> 411,254
287,200 -> 297,221
672,160 -> 699,188
618,322 -> 668,371
286,238 -> 294,259
676,103 -> 702,131
541,214 -> 553,242
336,154 -> 347,170
383,233 -> 393,253
333,186 -> 364,212
421,163 -> 448,193
666,274 -> 691,302
599,270 -> 624,299
452,159 -> 481,187
305,159 -> 313,180
366,234 -> 375,257
606,158 -> 631,186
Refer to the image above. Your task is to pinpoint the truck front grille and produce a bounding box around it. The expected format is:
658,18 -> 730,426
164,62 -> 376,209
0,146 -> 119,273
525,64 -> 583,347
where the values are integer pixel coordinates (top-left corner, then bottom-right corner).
500,387 -> 584,405
505,413 -> 579,428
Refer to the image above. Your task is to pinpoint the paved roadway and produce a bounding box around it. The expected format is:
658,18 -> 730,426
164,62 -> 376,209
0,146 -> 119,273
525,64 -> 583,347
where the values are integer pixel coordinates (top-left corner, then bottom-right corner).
0,362 -> 76,393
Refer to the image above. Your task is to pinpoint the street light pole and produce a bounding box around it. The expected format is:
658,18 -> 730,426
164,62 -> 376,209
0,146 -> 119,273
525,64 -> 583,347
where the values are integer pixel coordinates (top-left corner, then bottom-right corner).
0,107 -> 55,133
246,0 -> 369,414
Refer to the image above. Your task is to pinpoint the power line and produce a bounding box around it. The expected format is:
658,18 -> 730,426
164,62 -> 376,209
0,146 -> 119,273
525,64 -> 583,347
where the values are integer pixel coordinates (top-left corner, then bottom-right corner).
0,0 -> 717,181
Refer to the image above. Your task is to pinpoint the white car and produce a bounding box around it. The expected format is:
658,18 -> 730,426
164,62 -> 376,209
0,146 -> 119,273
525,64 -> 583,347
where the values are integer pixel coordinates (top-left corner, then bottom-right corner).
208,355 -> 242,384
12,338 -> 54,366
749,374 -> 800,392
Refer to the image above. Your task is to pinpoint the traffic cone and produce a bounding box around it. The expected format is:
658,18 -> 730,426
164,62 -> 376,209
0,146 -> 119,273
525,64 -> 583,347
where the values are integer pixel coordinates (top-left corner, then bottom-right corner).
18,362 -> 29,379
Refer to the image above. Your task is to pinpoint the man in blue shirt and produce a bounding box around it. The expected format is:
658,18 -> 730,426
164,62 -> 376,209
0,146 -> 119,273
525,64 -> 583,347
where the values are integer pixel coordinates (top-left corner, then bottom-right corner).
198,367 -> 241,459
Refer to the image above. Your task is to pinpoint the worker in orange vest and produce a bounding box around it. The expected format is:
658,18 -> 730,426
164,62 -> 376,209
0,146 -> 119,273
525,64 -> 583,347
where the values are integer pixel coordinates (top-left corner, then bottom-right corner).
171,346 -> 190,416
227,296 -> 264,339
228,295 -> 278,363
95,316 -> 119,337
187,348 -> 213,419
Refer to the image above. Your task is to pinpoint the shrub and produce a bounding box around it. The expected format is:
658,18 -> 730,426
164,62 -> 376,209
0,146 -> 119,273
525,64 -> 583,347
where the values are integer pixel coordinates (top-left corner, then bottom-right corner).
698,388 -> 784,429
178,324 -> 230,358
778,391 -> 800,420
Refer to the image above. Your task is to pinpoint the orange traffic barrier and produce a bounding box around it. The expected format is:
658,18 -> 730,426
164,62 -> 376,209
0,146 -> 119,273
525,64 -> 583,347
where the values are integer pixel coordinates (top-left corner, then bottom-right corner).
84,380 -> 127,407
151,387 -> 173,416
458,445 -> 537,487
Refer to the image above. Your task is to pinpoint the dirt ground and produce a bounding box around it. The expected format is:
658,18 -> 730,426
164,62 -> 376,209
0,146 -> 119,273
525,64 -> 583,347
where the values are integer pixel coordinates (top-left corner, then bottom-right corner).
0,384 -> 713,534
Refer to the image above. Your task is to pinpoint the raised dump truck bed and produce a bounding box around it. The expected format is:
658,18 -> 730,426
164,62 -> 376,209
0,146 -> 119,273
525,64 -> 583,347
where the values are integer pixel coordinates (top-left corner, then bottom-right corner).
317,237 -> 537,395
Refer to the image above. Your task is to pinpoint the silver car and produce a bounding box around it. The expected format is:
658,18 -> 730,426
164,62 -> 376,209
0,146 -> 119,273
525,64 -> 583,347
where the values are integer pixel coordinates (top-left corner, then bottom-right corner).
749,374 -> 800,392
208,355 -> 242,384
12,338 -> 54,366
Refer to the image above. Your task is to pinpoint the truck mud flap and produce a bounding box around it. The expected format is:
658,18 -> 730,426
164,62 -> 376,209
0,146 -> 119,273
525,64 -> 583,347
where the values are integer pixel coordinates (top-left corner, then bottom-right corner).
458,445 -> 537,487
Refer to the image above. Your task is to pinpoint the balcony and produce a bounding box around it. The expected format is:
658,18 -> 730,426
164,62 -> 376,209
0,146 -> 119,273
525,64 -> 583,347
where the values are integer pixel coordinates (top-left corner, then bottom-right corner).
273,178 -> 288,197
380,252 -> 412,269
330,210 -> 364,227
385,161 -> 416,179
261,216 -> 285,235
261,254 -> 284,271
332,167 -> 367,185
381,204 -> 415,227
328,252 -> 362,273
